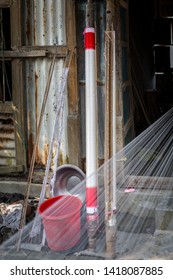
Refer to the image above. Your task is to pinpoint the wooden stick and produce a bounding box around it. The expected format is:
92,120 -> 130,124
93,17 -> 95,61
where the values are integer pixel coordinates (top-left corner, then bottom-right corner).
104,0 -> 116,258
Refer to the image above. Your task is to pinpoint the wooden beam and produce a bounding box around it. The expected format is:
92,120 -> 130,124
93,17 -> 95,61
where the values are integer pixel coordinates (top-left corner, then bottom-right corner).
115,1 -> 123,120
0,50 -> 46,58
67,115 -> 81,167
0,46 -> 68,58
104,30 -> 115,160
10,0 -> 21,49
66,2 -> 78,114
66,0 -> 81,167
45,46 -> 68,57
10,0 -> 26,169
104,0 -> 116,259
116,116 -> 124,151
0,165 -> 24,174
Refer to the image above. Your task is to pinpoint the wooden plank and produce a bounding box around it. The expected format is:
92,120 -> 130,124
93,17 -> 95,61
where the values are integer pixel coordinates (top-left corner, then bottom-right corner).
104,1 -> 116,259
0,149 -> 15,157
0,46 -> 68,58
66,0 -> 79,114
115,1 -> 123,118
67,114 -> 81,167
0,139 -> 15,149
45,46 -> 68,57
10,0 -> 21,49
116,117 -> 124,152
0,50 -> 46,58
10,0 -> 26,169
0,165 -> 24,174
66,0 -> 81,167
24,45 -> 67,53
0,158 -> 16,166
104,30 -> 114,160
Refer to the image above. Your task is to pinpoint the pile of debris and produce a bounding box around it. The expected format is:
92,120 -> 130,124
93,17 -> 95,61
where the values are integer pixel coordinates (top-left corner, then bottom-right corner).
0,192 -> 39,244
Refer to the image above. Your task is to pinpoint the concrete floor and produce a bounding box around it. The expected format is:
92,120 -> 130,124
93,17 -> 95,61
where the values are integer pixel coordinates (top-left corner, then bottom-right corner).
1,229 -> 173,260
0,177 -> 173,260
0,178 -> 50,198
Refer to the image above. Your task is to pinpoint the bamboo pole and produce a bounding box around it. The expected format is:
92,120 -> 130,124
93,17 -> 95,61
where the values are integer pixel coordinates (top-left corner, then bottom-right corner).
104,0 -> 116,258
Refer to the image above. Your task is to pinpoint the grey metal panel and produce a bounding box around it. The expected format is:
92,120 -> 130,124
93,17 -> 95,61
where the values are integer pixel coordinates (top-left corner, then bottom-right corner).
22,0 -> 68,166
22,0 -> 66,46
24,57 -> 68,166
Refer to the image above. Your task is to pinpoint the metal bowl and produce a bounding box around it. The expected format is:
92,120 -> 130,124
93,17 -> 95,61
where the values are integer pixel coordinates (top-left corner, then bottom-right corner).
49,164 -> 86,202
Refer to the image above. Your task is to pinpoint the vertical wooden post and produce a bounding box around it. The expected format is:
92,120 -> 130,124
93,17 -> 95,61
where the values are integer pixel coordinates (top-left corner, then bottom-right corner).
104,0 -> 116,258
11,0 -> 26,168
66,0 -> 81,167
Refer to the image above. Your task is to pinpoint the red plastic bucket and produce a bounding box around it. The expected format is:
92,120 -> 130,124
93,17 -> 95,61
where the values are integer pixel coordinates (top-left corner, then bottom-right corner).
39,195 -> 82,251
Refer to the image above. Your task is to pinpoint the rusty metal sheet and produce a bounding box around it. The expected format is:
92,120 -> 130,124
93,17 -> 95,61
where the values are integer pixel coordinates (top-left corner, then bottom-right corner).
22,0 -> 68,166
23,0 -> 66,47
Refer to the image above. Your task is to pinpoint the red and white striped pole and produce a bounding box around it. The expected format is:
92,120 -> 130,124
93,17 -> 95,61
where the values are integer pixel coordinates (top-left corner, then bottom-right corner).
84,27 -> 98,245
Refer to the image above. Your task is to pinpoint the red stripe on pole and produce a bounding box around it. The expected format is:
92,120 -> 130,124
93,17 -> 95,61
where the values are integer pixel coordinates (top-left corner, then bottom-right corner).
86,186 -> 98,207
87,213 -> 99,222
84,27 -> 95,49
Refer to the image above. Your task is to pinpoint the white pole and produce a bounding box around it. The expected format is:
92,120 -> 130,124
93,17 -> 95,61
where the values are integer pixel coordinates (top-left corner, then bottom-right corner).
84,27 -> 98,246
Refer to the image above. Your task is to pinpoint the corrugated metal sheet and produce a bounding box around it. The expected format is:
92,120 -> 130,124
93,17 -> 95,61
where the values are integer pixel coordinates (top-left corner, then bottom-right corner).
22,0 -> 68,166
23,0 -> 66,46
